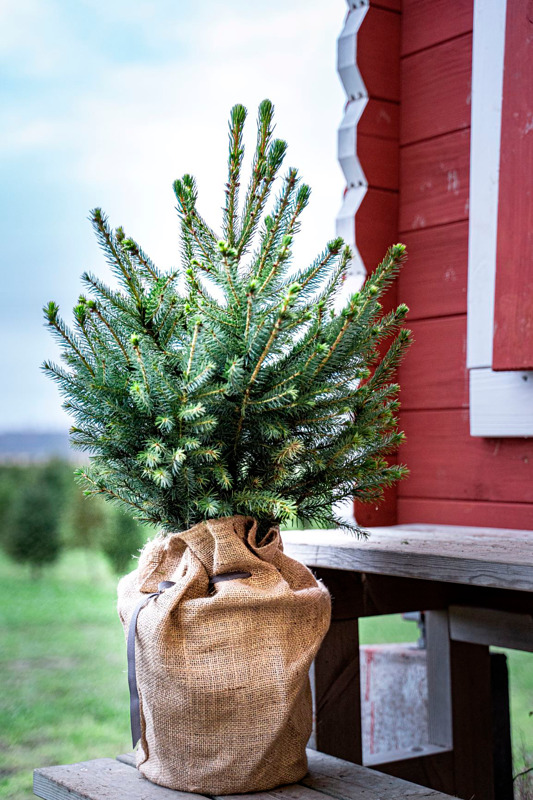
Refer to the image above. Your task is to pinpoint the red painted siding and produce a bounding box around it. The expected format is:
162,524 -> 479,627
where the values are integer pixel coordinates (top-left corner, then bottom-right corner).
401,34 -> 472,145
351,4 -> 401,528
400,222 -> 468,320
398,410 -> 533,503
492,0 -> 533,371
401,0 -> 473,56
390,0 -> 533,531
399,316 -> 468,410
398,499 -> 533,530
400,129 -> 470,232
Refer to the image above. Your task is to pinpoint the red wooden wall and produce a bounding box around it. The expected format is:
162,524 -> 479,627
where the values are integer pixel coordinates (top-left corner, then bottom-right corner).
394,0 -> 533,530
492,0 -> 533,371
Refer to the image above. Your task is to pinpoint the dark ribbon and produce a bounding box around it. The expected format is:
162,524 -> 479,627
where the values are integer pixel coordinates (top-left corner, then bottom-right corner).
127,571 -> 251,748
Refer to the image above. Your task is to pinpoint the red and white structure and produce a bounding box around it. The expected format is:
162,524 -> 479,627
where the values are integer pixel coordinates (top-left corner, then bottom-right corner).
340,0 -> 533,530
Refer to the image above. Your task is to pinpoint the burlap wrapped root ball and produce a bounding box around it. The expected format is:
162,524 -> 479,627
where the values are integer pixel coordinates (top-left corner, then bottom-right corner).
118,515 -> 331,794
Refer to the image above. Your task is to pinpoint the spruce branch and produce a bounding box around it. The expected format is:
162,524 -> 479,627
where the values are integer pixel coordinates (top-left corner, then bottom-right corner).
44,100 -> 411,535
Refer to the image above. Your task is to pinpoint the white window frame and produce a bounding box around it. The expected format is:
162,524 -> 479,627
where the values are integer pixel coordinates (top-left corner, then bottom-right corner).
467,0 -> 533,436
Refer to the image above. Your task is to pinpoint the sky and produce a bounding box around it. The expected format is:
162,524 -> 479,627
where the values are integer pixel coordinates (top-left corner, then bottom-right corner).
0,0 -> 345,431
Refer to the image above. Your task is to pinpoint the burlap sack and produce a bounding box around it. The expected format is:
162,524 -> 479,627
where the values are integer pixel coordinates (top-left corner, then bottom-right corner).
117,515 -> 331,794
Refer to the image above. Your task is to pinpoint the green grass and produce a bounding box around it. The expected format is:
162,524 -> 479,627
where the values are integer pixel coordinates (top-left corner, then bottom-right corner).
0,550 -> 132,800
0,552 -> 531,799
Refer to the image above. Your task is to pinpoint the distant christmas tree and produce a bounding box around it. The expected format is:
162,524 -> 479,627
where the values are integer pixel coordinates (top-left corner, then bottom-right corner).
4,461 -> 66,576
101,509 -> 147,575
44,100 -> 411,537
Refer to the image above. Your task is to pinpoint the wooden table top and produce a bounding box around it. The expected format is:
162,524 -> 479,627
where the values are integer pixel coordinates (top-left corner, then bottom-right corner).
33,749 -> 456,800
282,523 -> 533,592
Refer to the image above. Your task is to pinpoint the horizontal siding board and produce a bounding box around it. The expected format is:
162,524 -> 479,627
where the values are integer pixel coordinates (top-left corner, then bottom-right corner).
492,0 -> 533,370
399,222 -> 468,320
401,0 -> 473,57
357,98 -> 400,141
397,409 -> 533,503
356,189 -> 399,271
398,498 -> 533,531
358,7 -> 401,102
357,134 -> 399,190
399,129 -> 470,233
401,34 -> 472,145
371,0 -> 401,11
399,316 -> 468,409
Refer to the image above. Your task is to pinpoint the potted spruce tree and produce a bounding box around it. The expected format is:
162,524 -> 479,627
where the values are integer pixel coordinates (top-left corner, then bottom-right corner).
44,100 -> 410,795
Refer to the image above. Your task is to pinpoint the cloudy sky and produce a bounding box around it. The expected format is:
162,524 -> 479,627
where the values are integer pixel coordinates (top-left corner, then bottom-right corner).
0,0 -> 345,431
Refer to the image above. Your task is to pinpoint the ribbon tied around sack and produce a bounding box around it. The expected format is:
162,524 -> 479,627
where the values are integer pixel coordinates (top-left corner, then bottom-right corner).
127,573 -> 251,748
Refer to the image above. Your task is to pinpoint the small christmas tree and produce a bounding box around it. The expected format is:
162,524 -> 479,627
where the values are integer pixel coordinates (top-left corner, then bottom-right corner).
44,100 -> 411,537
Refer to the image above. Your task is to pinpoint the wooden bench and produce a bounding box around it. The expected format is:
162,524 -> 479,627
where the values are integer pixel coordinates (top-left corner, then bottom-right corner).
282,524 -> 533,800
33,749 -> 457,800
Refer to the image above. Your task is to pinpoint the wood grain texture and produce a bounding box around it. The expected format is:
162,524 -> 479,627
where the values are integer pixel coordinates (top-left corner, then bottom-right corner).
363,748 -> 455,796
397,409 -> 533,503
282,524 -> 533,591
33,759 -> 201,800
304,748 -> 454,799
398,222 -> 468,320
490,653 -> 514,800
401,0 -> 473,57
449,605 -> 533,652
401,34 -> 472,145
469,367 -> 533,436
357,7 -> 401,102
312,572 -> 362,763
425,612 -> 453,750
397,497 -> 533,531
398,315 -> 467,409
399,130 -> 470,233
449,641 -> 494,799
492,0 -> 533,370
35,752 -> 459,800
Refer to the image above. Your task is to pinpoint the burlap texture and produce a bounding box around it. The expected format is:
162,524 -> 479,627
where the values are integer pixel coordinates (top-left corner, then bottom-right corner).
117,515 -> 331,794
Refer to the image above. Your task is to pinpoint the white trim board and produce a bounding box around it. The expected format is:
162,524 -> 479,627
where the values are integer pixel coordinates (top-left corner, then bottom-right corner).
336,6 -> 369,292
467,0 -> 533,436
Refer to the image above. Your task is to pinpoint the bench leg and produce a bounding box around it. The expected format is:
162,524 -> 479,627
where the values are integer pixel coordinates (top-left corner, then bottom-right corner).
311,571 -> 362,763
450,639 -> 495,800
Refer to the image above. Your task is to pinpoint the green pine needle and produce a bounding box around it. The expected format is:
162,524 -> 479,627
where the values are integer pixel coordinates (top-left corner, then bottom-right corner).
43,100 -> 411,536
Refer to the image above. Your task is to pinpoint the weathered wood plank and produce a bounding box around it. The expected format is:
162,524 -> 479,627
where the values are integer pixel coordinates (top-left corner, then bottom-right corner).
214,783 -> 330,800
363,748 -> 455,796
312,572 -> 362,763
449,606 -> 533,651
449,641 -> 494,799
399,129 -> 470,233
401,34 -> 472,145
398,316 -> 467,410
425,612 -> 453,750
304,749 -> 455,799
397,497 -> 533,532
33,758 -> 201,800
490,653 -> 513,800
398,222 -> 468,321
282,524 -> 533,591
401,0 -> 473,57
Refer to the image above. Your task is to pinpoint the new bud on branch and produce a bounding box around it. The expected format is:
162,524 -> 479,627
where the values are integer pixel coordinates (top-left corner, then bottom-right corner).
43,100 -> 411,537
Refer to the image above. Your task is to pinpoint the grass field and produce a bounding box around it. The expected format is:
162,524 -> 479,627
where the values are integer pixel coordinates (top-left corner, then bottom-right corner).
0,550 -> 532,799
